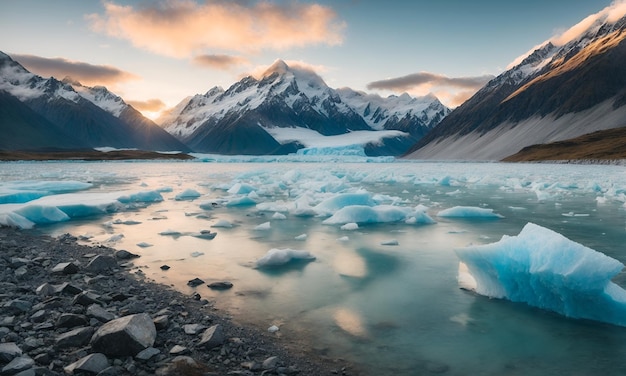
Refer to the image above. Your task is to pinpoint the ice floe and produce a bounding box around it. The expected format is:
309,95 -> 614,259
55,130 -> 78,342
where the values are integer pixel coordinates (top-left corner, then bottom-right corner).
255,248 -> 316,268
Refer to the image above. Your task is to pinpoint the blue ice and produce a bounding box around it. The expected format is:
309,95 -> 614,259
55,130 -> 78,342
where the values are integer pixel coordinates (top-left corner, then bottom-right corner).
323,205 -> 435,225
437,206 -> 504,218
456,222 -> 626,327
256,248 -> 316,268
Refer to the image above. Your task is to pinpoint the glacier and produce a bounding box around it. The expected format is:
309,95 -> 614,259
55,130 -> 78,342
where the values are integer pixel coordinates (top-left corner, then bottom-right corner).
456,222 -> 626,326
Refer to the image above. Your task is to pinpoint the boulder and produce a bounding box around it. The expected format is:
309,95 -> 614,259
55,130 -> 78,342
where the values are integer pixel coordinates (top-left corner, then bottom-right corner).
55,314 -> 89,329
64,353 -> 109,375
86,304 -> 117,323
90,313 -> 157,357
198,324 -> 224,349
50,262 -> 79,275
55,327 -> 94,348
186,278 -> 204,287
84,255 -> 117,273
0,343 -> 22,363
114,250 -> 139,260
207,281 -> 233,290
1,356 -> 34,375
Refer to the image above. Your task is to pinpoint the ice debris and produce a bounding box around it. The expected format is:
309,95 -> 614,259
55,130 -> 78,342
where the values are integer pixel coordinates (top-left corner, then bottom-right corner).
455,222 -> 626,327
256,249 -> 316,268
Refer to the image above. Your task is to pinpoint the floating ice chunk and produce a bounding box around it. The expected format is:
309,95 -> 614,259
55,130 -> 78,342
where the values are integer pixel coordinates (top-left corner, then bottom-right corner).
323,205 -> 412,225
294,234 -> 308,241
113,219 -> 142,225
313,193 -> 375,217
175,189 -> 201,201
105,234 -> 124,243
596,196 -> 608,204
212,219 -> 233,228
199,201 -> 218,210
508,206 -> 527,211
227,183 -> 257,195
256,201 -> 290,213
191,252 -> 205,257
405,211 -> 436,225
341,223 -> 359,231
226,196 -> 257,207
337,236 -> 350,242
437,206 -> 503,219
272,212 -> 287,220
156,186 -> 173,193
191,230 -> 216,239
254,222 -> 271,231
562,212 -> 590,217
0,212 -> 35,229
381,239 -> 399,246
255,248 -> 316,268
159,229 -> 182,236
14,205 -> 70,224
455,223 -> 626,326
136,242 -> 153,248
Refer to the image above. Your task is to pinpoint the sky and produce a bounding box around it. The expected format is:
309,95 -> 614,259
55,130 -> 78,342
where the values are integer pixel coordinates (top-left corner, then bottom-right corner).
0,0 -> 619,119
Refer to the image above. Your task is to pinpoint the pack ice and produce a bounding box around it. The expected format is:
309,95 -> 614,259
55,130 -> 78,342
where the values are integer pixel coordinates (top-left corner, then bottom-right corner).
456,223 -> 626,326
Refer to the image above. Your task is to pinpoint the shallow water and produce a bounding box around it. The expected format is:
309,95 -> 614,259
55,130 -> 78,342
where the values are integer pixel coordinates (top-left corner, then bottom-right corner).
2,161 -> 626,375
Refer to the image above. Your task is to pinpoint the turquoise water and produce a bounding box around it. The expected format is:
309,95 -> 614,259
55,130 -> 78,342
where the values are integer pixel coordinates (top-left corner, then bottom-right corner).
2,161 -> 626,375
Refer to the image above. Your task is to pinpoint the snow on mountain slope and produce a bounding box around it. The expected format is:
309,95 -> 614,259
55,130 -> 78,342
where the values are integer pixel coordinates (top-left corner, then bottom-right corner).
69,79 -> 127,117
405,6 -> 626,161
161,59 -> 449,155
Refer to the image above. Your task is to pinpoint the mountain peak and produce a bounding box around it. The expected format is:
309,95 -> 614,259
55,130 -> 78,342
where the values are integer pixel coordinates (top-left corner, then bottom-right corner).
262,59 -> 290,78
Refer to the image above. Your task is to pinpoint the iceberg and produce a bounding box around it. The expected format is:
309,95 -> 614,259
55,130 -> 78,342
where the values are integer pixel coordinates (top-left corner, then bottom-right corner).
323,205 -> 435,225
437,206 -> 503,218
455,223 -> 626,327
255,248 -> 316,268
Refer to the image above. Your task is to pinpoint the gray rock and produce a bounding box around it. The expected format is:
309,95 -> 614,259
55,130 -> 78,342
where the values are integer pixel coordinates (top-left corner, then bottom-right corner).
186,278 -> 204,287
182,323 -> 206,335
168,345 -> 188,355
0,343 -> 22,363
34,283 -> 55,297
86,304 -> 117,323
13,266 -> 29,280
85,256 -> 117,274
64,353 -> 109,375
95,366 -> 124,376
56,314 -> 89,329
3,299 -> 32,314
159,265 -> 170,271
1,356 -> 34,375
55,327 -> 94,349
262,356 -> 279,370
29,310 -> 47,323
114,250 -> 139,260
52,282 -> 82,295
50,262 -> 79,275
21,338 -> 43,352
12,368 -> 36,376
10,258 -> 30,268
153,315 -> 169,330
207,281 -> 234,290
198,324 -> 224,349
72,291 -> 103,306
90,313 -> 157,357
135,347 -> 160,361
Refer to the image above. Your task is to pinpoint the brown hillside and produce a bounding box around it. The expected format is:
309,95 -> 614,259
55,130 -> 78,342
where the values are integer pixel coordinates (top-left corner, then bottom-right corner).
502,126 -> 626,162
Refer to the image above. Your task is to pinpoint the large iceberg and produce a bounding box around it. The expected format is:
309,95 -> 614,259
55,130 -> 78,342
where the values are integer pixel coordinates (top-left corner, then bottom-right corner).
456,223 -> 626,326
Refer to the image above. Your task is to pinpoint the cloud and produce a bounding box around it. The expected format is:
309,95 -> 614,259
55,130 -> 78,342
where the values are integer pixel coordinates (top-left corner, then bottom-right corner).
245,59 -> 330,80
126,98 -> 166,112
87,0 -> 346,58
366,72 -> 494,108
192,54 -> 249,70
12,54 -> 138,85
367,72 -> 494,92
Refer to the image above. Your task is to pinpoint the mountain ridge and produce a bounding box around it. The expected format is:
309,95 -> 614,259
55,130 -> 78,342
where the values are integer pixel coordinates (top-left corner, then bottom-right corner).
160,59 -> 450,156
405,11 -> 626,160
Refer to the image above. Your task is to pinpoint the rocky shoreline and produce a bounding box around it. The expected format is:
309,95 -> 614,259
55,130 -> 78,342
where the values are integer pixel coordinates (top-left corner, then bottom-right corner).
0,226 -> 357,376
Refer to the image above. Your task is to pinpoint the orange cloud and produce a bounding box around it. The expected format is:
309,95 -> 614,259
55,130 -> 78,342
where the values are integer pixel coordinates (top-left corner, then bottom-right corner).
192,54 -> 249,70
12,54 -> 138,86
126,98 -> 166,112
87,0 -> 345,58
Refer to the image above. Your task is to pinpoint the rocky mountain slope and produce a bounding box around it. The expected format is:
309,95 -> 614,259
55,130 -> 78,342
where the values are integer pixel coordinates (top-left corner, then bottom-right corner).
0,52 -> 190,152
160,60 -> 450,156
405,11 -> 626,160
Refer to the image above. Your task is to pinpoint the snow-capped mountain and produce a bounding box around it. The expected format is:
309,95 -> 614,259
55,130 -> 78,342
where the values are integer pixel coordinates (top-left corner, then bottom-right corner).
0,51 -> 189,152
160,60 -> 450,155
405,9 -> 626,160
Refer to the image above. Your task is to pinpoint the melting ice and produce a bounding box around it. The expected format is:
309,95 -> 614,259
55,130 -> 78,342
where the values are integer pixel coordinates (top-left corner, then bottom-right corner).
456,222 -> 626,326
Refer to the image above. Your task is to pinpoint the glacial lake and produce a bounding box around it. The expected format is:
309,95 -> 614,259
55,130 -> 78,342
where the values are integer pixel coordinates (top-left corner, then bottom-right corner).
2,160 -> 626,375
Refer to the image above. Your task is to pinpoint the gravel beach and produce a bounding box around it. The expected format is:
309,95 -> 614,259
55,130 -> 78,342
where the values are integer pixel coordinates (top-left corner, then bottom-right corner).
0,226 -> 358,376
